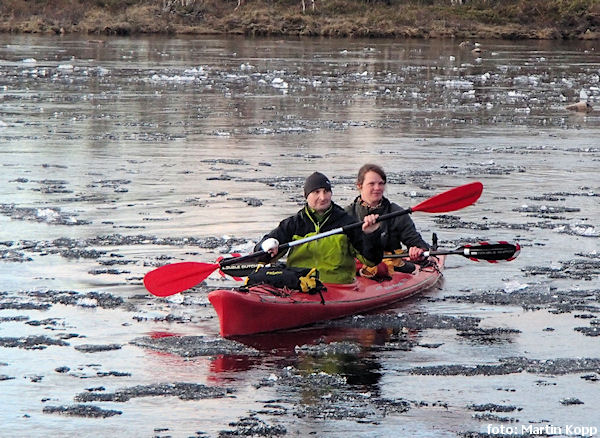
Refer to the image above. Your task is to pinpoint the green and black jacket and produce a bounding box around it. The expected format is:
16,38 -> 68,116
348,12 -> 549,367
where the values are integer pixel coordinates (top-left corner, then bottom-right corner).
255,202 -> 383,284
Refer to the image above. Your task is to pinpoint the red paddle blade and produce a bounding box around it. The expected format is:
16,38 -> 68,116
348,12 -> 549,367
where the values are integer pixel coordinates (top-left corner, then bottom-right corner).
143,262 -> 219,297
412,182 -> 483,213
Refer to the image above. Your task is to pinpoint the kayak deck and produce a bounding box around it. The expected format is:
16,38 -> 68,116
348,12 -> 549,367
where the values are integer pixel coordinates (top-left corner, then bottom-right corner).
208,256 -> 445,337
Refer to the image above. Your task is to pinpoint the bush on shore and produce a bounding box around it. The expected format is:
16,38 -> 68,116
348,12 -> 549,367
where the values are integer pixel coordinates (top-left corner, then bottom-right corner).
0,0 -> 598,39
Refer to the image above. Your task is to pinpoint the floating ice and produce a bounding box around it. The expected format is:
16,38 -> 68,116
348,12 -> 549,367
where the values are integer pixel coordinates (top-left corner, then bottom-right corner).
184,66 -> 205,74
255,128 -> 275,134
271,77 -> 288,89
167,294 -> 184,304
36,208 -> 60,220
553,224 -> 598,237
213,131 -> 231,137
507,90 -> 526,99
439,79 -> 474,89
504,280 -> 529,293
76,297 -> 99,307
150,73 -> 197,82
568,225 -> 599,237
561,78 -> 574,87
521,75 -> 539,86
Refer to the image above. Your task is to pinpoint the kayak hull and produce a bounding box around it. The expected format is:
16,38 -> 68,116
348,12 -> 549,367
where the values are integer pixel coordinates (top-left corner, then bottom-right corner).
208,256 -> 445,337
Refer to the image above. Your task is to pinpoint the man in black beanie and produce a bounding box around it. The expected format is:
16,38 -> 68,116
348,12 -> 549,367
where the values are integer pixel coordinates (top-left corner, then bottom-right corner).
255,171 -> 383,284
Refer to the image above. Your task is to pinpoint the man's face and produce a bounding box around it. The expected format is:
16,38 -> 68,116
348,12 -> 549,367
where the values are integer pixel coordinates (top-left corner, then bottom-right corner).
306,188 -> 332,213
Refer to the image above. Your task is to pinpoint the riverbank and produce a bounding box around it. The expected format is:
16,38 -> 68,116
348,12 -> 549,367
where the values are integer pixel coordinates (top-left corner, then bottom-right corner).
0,0 -> 599,40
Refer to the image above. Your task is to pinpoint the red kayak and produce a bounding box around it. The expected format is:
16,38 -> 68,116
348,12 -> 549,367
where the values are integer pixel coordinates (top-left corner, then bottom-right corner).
208,256 -> 445,337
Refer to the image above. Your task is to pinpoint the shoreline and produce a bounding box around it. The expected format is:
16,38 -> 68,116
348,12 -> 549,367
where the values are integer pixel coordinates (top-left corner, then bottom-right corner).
0,0 -> 598,40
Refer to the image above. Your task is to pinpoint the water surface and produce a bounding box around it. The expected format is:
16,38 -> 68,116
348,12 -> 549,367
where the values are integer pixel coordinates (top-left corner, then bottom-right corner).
0,34 -> 599,437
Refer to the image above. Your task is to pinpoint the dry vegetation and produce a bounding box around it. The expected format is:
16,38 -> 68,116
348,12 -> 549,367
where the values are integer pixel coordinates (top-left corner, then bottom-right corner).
0,0 -> 598,39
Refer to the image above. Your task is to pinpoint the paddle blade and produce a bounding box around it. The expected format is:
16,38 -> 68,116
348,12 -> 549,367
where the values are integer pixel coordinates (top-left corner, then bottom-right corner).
412,182 -> 483,213
463,241 -> 520,262
144,262 -> 219,297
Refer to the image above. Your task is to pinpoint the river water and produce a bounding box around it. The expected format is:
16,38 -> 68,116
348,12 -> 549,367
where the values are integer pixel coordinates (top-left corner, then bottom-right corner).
0,34 -> 599,437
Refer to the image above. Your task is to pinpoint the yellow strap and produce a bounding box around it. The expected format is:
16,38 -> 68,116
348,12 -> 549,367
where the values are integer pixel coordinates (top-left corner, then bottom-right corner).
361,250 -> 407,277
299,267 -> 319,292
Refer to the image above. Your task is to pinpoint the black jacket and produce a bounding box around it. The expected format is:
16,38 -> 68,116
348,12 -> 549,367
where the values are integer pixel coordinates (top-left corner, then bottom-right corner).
345,196 -> 429,252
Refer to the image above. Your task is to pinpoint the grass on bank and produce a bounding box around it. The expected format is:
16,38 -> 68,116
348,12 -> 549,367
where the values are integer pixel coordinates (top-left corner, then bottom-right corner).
0,0 -> 598,39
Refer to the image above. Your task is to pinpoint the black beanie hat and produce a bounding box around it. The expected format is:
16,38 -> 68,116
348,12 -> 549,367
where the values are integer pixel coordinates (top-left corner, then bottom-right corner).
304,172 -> 332,198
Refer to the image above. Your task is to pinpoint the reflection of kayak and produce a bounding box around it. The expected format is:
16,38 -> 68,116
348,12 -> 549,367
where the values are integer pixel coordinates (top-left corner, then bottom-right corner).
208,256 -> 445,337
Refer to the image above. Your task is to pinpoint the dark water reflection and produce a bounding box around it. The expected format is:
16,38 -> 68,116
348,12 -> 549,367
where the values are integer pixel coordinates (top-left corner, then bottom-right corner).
0,34 -> 599,437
